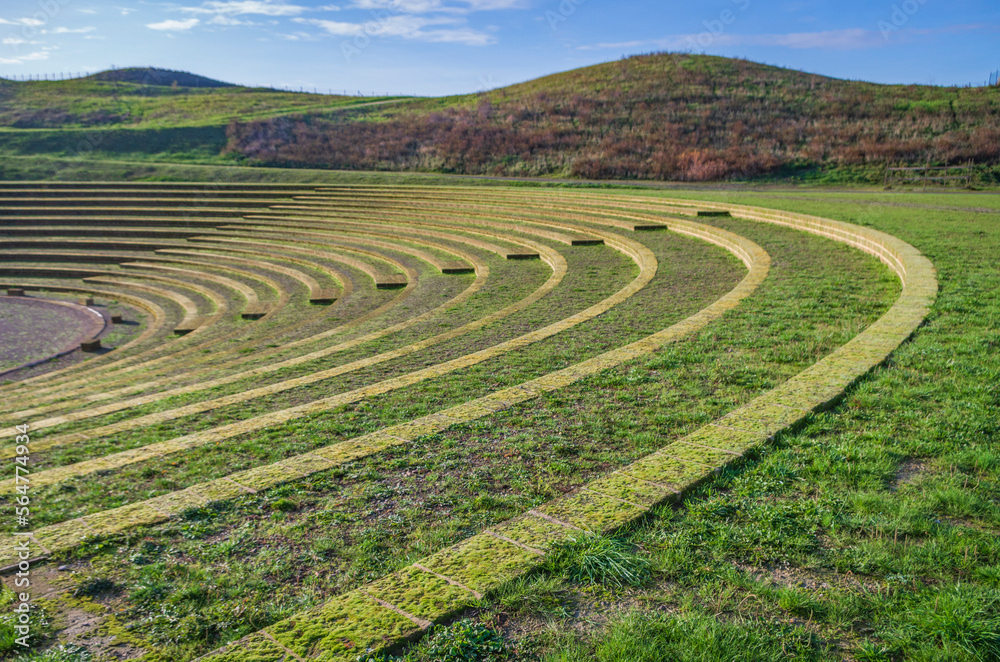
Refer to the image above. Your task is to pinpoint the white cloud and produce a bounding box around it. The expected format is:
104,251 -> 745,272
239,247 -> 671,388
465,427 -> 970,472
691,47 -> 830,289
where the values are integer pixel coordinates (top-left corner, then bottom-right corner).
346,0 -> 526,12
77,8 -> 99,14
48,26 -> 98,34
297,14 -> 493,44
116,7 -> 138,16
582,24 -> 998,54
208,14 -> 258,25
462,0 -> 527,9
0,17 -> 46,26
348,0 -> 448,12
277,30 -> 319,40
180,1 -> 308,17
2,36 -> 26,44
147,18 -> 201,30
294,17 -> 360,35
0,50 -> 51,64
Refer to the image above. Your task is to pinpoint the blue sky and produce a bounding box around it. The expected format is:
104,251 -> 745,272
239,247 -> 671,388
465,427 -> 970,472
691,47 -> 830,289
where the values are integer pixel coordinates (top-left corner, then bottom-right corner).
1,0 -> 998,95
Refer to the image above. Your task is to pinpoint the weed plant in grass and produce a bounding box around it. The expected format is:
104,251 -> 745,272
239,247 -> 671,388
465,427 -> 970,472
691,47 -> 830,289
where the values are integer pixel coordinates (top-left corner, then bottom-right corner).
360,619 -> 513,662
543,609 -> 826,662
20,646 -> 93,662
542,534 -> 651,589
0,585 -> 56,653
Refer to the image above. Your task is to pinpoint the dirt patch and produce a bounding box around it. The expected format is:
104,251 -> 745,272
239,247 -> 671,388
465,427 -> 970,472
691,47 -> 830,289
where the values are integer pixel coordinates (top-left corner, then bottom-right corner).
734,560 -> 891,596
890,458 -> 927,491
1,562 -> 73,601
2,562 -> 146,660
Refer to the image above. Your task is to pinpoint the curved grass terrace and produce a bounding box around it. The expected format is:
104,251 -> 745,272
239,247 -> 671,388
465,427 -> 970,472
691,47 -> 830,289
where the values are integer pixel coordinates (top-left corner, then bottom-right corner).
0,182 -> 966,662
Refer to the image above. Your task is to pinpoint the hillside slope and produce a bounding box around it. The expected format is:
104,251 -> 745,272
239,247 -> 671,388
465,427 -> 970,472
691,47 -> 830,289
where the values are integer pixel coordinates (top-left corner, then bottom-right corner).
85,67 -> 235,88
0,71 -> 398,130
2,55 -> 998,182
226,53 -> 1000,181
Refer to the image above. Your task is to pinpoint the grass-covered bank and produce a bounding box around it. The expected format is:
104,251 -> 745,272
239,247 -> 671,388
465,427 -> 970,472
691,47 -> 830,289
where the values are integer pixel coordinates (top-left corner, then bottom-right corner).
2,198 -> 902,660
0,127 -> 230,163
397,190 -> 999,662
0,180 -> 996,662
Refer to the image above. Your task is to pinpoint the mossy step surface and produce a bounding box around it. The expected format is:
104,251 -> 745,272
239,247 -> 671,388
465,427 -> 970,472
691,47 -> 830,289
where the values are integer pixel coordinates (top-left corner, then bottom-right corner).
187,194 -> 934,661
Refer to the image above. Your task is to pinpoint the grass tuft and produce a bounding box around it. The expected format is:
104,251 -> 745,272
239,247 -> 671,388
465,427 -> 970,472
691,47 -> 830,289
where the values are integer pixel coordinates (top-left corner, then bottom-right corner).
360,618 -> 511,662
545,609 -> 826,662
72,577 -> 118,598
886,583 -> 1000,661
543,534 -> 651,589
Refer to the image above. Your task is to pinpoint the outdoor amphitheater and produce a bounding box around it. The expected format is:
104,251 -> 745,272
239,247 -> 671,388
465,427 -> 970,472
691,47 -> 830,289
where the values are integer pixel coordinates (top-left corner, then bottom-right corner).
0,183 -> 936,661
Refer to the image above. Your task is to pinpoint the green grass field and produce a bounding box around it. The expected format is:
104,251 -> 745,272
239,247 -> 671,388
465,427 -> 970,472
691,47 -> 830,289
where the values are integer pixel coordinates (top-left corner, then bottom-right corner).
0,75 -> 410,165
457,188 -> 1000,662
0,77 -> 405,130
0,173 -> 995,662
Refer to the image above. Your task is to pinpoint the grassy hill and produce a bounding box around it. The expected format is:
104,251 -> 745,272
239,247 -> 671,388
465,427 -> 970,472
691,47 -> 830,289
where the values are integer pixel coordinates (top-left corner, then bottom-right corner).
84,67 -> 235,88
0,74 -> 402,130
227,53 -> 1000,182
1,54 -> 999,182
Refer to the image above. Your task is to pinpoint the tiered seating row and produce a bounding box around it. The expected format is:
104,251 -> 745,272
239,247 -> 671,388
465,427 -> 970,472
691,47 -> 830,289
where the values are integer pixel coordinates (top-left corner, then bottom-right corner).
196,192 -> 935,662
0,185 -> 935,662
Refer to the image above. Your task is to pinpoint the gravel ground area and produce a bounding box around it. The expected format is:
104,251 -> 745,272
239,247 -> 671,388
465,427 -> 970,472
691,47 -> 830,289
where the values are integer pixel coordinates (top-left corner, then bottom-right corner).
0,295 -> 105,376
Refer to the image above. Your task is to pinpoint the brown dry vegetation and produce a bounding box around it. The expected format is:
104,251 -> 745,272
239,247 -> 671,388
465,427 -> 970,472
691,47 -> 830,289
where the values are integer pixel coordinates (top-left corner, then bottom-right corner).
225,53 -> 1000,181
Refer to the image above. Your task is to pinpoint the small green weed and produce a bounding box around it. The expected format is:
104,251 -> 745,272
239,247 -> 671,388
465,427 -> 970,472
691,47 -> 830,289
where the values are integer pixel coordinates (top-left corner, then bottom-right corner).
22,644 -> 93,661
271,498 -> 298,512
885,583 -> 1000,661
360,618 -> 511,662
487,575 -> 572,620
73,577 -> 117,598
543,534 -> 651,589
